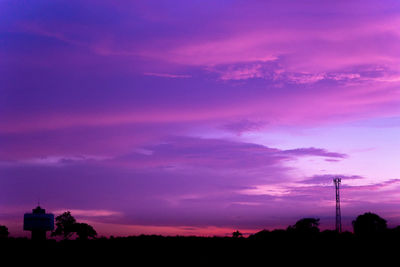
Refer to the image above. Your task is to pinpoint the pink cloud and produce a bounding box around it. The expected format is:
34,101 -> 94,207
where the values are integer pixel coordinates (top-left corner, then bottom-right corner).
11,1 -> 400,78
136,13 -> 400,76
3,2 -> 400,137
218,64 -> 264,81
2,79 -> 400,136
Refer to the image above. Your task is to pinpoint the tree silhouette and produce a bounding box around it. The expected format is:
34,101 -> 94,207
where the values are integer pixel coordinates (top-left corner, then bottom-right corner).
232,230 -> 243,238
51,211 -> 77,240
0,225 -> 9,239
75,223 -> 97,240
51,211 -> 98,240
288,218 -> 320,234
352,212 -> 387,237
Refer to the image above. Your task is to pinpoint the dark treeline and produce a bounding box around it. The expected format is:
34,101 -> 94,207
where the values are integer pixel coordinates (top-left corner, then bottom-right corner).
1,212 -> 400,264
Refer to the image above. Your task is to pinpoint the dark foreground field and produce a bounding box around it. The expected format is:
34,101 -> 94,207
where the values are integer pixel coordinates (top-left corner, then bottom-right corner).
1,231 -> 399,264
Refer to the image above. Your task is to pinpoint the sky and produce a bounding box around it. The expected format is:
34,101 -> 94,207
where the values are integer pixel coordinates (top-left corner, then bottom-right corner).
1,0 -> 400,237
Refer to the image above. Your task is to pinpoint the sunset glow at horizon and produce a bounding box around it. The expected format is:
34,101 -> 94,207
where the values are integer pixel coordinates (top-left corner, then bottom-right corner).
1,0 -> 400,237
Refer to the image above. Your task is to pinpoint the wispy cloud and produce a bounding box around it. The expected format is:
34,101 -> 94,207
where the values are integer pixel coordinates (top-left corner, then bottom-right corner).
110,136 -> 348,170
222,119 -> 267,135
143,72 -> 191,78
282,148 -> 347,159
17,155 -> 109,166
53,209 -> 122,217
299,174 -> 364,185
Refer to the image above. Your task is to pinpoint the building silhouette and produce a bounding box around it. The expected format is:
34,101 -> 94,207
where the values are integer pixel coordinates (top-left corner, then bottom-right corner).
23,206 -> 54,241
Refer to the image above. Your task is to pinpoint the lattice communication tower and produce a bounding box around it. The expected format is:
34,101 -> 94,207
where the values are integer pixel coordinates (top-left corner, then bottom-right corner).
333,178 -> 342,233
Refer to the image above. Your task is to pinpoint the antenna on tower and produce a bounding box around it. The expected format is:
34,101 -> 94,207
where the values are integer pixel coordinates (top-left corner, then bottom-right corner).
333,177 -> 342,233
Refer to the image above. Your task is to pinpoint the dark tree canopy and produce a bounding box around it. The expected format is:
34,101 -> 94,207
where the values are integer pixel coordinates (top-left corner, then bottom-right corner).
51,211 -> 97,240
75,223 -> 97,240
52,211 -> 77,239
352,212 -> 387,237
0,225 -> 9,239
288,218 -> 320,234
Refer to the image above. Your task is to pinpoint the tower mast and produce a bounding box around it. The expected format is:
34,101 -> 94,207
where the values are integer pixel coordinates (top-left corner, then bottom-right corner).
333,178 -> 342,233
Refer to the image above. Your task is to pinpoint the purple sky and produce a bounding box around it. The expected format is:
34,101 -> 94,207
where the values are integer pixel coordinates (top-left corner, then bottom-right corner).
2,0 -> 400,237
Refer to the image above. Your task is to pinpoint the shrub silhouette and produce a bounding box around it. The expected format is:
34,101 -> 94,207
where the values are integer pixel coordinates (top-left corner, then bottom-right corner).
248,229 -> 270,240
288,218 -> 320,234
0,225 -> 9,239
352,212 -> 387,237
75,223 -> 97,240
232,230 -> 243,238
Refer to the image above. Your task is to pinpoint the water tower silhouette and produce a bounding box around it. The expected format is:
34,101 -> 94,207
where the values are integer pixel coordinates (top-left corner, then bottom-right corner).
23,206 -> 54,241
